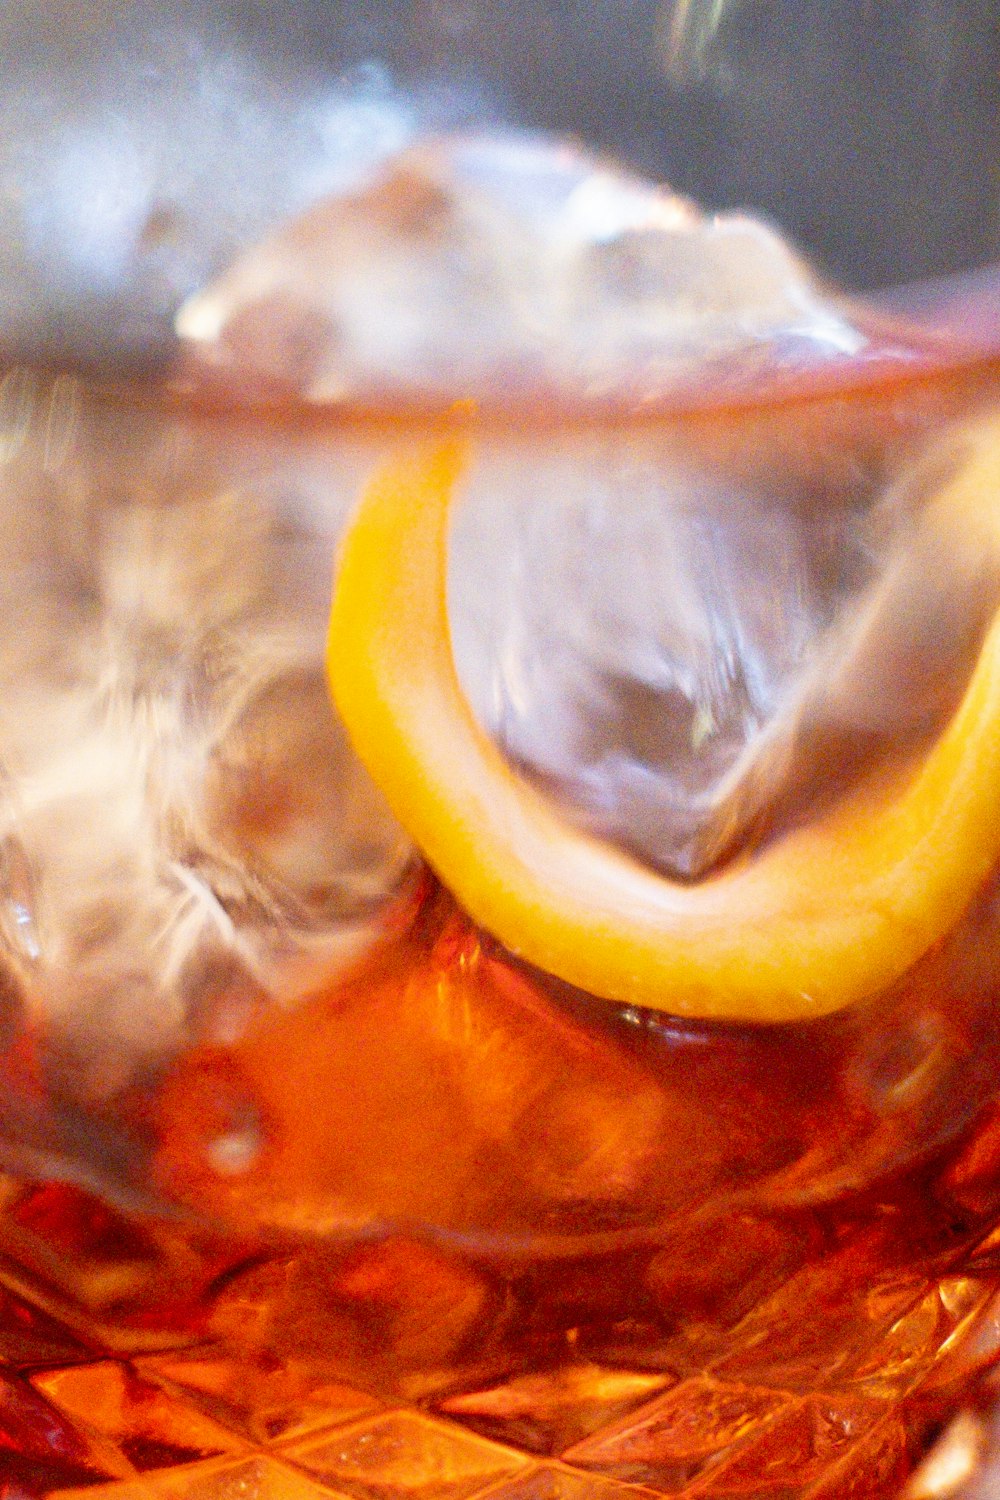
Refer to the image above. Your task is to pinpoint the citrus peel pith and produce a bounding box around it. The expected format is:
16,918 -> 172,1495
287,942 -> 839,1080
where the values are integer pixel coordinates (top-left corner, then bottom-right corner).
327,425 -> 1000,1023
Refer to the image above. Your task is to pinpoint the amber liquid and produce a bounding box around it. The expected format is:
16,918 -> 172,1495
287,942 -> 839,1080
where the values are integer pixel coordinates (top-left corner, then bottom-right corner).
1,872 -> 1000,1498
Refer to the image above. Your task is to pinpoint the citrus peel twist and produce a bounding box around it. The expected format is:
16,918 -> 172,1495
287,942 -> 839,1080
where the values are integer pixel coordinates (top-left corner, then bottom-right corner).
327,424 -> 1000,1023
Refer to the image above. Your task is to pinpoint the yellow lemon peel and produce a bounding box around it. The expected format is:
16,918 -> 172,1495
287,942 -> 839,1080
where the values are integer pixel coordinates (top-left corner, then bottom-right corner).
327,426 -> 1000,1022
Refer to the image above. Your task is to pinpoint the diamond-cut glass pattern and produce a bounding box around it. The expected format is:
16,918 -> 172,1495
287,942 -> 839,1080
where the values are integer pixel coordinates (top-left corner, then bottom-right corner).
0,1180 -> 998,1498
31,1361 -> 249,1470
50,1454 -> 351,1499
134,1353 -> 384,1448
283,1410 -> 532,1500
471,1464 -> 663,1500
0,1366 -> 131,1481
0,1285 -> 94,1370
561,1378 -> 795,1492
684,1393 -> 885,1496
440,1365 -> 674,1456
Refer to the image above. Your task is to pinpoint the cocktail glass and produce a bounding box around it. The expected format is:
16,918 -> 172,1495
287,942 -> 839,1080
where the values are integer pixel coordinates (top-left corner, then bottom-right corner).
0,4 -> 999,1498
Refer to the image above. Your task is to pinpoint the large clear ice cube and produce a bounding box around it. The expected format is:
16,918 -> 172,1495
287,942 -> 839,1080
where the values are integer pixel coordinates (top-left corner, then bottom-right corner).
176,134 -> 867,403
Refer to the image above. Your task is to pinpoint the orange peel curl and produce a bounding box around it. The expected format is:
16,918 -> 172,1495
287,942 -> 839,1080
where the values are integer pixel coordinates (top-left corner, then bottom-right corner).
327,427 -> 1000,1022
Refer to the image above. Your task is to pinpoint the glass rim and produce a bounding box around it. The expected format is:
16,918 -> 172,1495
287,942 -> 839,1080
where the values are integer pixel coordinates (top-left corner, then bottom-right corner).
3,304 -> 995,443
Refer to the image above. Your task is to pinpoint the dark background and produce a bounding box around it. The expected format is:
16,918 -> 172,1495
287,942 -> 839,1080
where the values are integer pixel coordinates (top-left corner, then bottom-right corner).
1,0 -> 998,366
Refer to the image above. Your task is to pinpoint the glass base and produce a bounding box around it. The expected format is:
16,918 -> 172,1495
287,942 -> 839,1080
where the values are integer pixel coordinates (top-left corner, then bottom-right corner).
3,1173 -> 1000,1499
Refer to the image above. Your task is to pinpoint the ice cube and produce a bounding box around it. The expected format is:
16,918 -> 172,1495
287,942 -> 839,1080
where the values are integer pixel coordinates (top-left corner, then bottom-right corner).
175,134 -> 867,403
449,434 -> 877,878
0,378 -> 414,1133
451,418 -> 1000,880
170,132 -> 939,882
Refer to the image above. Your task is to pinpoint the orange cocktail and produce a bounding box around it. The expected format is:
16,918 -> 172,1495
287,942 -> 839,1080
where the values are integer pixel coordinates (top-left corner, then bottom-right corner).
0,22 -> 999,1494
